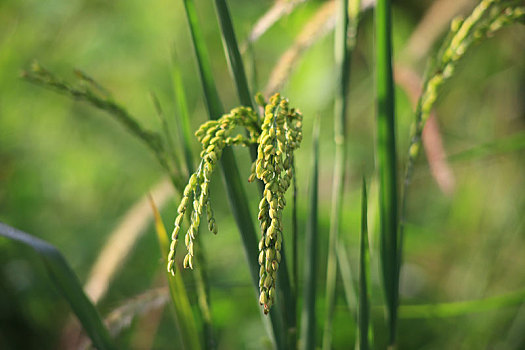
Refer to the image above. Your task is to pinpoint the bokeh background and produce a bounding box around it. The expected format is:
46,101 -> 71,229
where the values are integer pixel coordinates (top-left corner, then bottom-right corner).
1,0 -> 524,349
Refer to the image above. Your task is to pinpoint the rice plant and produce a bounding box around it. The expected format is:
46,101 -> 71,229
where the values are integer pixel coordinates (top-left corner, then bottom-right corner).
2,0 -> 525,349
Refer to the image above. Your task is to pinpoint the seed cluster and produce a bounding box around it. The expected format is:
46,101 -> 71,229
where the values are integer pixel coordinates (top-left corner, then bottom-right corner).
167,106 -> 259,275
166,94 -> 303,315
255,93 -> 302,314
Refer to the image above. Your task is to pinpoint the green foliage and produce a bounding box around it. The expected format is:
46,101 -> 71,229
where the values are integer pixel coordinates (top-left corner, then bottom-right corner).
0,223 -> 115,350
2,0 -> 525,349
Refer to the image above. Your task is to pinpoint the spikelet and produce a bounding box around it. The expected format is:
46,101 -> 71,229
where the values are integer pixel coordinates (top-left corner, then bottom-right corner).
167,106 -> 259,275
255,93 -> 302,314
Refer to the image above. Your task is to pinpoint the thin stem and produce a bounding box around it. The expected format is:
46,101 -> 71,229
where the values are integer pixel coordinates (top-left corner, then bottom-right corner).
322,0 -> 351,349
181,1 -> 286,347
299,117 -> 320,350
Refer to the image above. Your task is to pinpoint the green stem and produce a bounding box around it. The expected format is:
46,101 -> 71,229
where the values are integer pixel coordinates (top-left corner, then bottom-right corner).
299,117 -> 320,350
375,0 -> 399,346
322,0 -> 350,349
181,1 -> 286,347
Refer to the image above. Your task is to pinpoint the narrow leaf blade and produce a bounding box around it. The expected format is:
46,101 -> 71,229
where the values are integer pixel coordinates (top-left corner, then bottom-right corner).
0,222 -> 116,350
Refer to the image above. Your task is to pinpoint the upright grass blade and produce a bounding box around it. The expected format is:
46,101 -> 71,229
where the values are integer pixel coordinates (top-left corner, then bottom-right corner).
212,1 -> 296,343
212,0 -> 254,110
337,239 -> 357,319
150,92 -> 183,176
357,179 -> 371,350
0,222 -> 116,350
375,0 -> 399,346
322,0 -> 352,349
171,54 -> 196,174
181,1 -> 286,348
299,117 -> 320,350
148,198 -> 202,350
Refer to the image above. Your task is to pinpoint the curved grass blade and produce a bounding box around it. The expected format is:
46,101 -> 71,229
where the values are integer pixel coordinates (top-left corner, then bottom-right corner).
375,0 -> 399,346
299,116 -> 320,350
357,178 -> 371,350
78,288 -> 169,349
0,222 -> 116,350
180,1 -> 286,347
148,197 -> 202,350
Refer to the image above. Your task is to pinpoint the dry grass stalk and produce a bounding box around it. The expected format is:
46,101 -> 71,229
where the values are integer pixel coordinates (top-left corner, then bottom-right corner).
244,0 -> 307,50
85,177 -> 174,303
264,0 -> 336,95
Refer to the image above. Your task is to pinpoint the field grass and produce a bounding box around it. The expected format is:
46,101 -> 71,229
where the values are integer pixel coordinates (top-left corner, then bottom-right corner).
1,0 -> 524,349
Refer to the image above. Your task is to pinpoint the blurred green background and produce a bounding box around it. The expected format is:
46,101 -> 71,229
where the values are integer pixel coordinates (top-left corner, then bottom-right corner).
1,0 -> 524,349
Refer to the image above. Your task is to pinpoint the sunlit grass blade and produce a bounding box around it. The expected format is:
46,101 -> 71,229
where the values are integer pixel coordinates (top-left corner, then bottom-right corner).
148,197 -> 202,350
357,178 -> 371,350
0,222 -> 116,350
299,117 -> 320,350
322,0 -> 352,349
375,0 -> 399,346
181,1 -> 286,347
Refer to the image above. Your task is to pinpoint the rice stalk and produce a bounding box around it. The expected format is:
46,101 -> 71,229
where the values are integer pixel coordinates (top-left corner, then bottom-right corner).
357,178 -> 371,350
322,0 -> 359,348
180,1 -> 286,346
375,0 -> 399,346
21,63 -> 184,191
400,1 -> 525,301
299,116 -> 320,350
213,0 -> 255,110
394,65 -> 455,195
172,55 -> 216,350
402,0 -> 473,62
